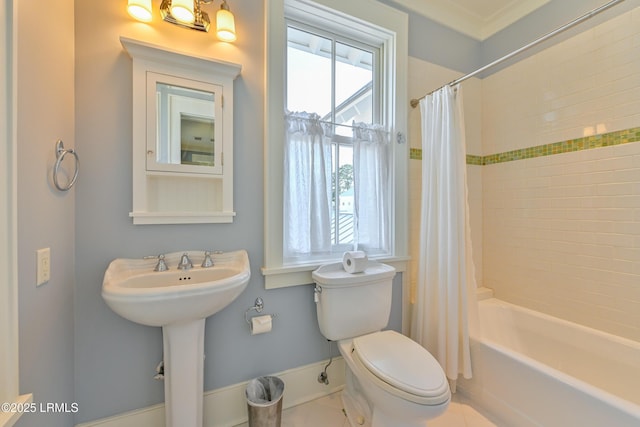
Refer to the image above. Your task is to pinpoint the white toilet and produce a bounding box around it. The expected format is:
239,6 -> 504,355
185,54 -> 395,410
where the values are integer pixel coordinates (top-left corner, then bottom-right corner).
313,261 -> 450,427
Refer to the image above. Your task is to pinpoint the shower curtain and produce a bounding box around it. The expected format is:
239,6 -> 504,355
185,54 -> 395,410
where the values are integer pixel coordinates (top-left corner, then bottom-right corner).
411,84 -> 476,387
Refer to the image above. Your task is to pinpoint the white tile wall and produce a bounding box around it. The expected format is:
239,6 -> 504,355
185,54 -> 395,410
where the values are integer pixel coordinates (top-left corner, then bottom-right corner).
482,6 -> 640,341
483,7 -> 640,154
409,7 -> 640,341
483,144 -> 640,341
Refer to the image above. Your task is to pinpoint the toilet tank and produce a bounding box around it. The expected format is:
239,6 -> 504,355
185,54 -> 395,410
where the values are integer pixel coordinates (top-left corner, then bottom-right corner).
312,261 -> 396,341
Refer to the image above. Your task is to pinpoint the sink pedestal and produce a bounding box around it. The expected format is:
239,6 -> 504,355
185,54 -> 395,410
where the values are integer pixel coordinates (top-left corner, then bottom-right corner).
162,319 -> 205,427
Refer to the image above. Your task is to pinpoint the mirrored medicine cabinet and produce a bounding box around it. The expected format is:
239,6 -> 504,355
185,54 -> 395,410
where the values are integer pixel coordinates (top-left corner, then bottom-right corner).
121,37 -> 241,224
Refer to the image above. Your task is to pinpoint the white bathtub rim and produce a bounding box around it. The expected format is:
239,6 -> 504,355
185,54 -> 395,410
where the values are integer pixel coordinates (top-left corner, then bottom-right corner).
471,298 -> 640,420
470,336 -> 640,420
476,298 -> 640,352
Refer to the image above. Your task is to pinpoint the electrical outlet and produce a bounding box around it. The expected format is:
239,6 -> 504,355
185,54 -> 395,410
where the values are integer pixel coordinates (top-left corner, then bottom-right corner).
36,247 -> 51,286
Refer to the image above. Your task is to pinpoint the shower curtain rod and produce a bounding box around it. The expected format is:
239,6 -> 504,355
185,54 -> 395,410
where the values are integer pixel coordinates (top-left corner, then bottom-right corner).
410,0 -> 626,108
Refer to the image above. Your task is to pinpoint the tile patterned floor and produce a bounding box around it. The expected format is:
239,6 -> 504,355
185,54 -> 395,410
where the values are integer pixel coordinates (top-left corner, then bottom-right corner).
236,391 -> 503,427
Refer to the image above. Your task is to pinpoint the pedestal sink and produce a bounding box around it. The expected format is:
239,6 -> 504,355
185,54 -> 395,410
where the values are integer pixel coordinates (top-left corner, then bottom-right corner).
102,250 -> 250,427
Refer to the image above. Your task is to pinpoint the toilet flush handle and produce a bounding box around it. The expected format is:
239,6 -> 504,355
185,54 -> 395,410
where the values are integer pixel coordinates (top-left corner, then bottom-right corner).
313,285 -> 322,303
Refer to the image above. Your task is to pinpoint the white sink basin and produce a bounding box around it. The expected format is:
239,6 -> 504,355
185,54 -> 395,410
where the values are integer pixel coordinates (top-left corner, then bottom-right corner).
102,249 -> 250,427
102,250 -> 250,327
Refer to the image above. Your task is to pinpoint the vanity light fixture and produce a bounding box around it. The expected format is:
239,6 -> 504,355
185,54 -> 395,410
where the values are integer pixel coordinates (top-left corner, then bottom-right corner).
127,0 -> 237,42
216,1 -> 236,42
127,0 -> 153,22
169,0 -> 197,24
159,0 -> 211,32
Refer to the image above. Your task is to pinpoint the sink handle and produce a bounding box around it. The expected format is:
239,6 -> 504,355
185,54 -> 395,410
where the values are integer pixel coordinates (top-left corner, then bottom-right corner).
201,251 -> 214,268
154,254 -> 169,272
144,254 -> 169,272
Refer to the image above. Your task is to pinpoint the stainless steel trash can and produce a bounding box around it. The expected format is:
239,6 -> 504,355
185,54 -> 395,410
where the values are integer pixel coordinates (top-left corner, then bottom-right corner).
245,376 -> 284,427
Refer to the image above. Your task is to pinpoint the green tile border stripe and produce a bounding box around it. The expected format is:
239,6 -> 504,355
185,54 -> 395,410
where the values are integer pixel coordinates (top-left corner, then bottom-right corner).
409,148 -> 422,160
466,155 -> 483,165
409,127 -> 640,165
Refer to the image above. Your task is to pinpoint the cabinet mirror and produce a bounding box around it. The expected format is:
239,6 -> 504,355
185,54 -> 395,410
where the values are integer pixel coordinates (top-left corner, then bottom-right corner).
148,76 -> 223,175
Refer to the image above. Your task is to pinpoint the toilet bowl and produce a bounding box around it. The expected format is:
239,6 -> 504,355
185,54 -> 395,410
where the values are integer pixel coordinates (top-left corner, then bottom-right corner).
340,331 -> 450,427
313,261 -> 451,427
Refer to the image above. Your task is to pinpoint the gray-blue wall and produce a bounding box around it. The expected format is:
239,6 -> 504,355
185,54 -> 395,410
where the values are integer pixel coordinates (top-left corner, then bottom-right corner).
379,0 -> 481,75
16,0 -> 75,426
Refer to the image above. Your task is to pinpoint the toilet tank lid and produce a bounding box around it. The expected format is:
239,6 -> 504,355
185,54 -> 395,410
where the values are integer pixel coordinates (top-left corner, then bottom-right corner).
312,261 -> 396,286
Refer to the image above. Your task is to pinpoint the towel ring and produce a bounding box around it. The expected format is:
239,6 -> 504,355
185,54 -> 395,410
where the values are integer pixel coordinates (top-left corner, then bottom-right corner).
53,139 -> 79,192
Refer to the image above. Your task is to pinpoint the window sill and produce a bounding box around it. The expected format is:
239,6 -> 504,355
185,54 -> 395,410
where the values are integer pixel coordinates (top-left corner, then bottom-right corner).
261,256 -> 410,289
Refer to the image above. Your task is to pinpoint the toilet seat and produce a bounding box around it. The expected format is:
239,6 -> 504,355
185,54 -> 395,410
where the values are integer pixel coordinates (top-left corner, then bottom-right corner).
352,330 -> 450,406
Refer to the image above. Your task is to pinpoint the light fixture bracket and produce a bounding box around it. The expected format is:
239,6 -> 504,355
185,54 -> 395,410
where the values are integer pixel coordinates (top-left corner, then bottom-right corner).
160,0 -> 211,32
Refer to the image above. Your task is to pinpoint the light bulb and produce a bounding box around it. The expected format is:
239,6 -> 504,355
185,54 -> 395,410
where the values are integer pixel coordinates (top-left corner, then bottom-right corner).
216,7 -> 236,42
171,0 -> 195,24
127,0 -> 153,22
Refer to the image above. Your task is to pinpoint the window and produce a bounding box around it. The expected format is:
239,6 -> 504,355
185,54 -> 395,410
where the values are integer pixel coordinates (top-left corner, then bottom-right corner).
264,0 -> 408,288
284,22 -> 390,263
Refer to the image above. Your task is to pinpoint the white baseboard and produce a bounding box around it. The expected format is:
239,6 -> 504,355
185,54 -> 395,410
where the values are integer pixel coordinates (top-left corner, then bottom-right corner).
76,357 -> 345,427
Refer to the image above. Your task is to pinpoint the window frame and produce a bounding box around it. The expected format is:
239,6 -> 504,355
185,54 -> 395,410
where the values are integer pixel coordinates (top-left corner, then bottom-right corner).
263,0 -> 409,288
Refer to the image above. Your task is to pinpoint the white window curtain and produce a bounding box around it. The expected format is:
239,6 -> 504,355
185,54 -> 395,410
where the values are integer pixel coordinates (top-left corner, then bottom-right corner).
410,85 -> 477,388
353,122 -> 390,253
283,111 -> 332,258
284,113 -> 391,261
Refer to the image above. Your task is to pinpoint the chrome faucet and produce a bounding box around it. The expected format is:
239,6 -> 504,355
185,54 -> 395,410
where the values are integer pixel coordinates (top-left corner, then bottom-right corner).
177,253 -> 193,270
201,251 -> 214,268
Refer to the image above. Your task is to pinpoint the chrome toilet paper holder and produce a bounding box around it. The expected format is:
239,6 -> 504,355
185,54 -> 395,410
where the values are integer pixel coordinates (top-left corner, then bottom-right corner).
244,297 -> 277,325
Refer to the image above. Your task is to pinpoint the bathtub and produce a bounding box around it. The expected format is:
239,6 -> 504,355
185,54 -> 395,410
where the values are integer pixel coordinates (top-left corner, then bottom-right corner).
457,298 -> 640,427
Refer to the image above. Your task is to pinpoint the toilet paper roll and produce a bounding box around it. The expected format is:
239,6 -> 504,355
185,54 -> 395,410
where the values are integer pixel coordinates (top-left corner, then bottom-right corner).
250,315 -> 273,335
342,251 -> 368,274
